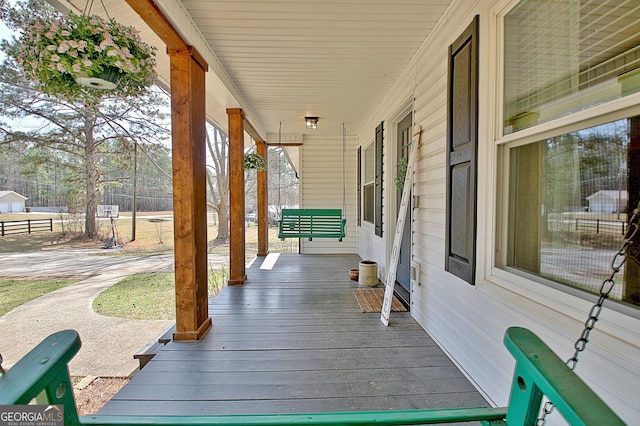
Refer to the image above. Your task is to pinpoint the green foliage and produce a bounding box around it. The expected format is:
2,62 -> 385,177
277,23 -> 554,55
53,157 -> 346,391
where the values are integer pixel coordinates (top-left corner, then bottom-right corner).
93,272 -> 175,320
92,266 -> 229,320
394,157 -> 408,190
0,0 -> 172,237
0,278 -> 79,316
10,10 -> 157,104
208,264 -> 228,296
244,152 -> 268,171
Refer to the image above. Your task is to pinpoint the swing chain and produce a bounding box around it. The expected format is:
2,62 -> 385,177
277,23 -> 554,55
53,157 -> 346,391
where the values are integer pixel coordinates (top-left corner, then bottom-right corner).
537,201 -> 640,426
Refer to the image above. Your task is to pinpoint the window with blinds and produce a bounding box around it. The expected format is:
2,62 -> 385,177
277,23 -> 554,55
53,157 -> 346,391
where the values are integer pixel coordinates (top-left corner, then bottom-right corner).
504,0 -> 640,134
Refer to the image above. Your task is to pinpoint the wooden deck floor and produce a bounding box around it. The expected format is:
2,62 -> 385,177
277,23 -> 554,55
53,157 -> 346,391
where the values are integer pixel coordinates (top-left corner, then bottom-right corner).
99,254 -> 489,416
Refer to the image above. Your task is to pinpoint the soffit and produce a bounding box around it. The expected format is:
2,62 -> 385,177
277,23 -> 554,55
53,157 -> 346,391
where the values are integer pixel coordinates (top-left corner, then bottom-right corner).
175,0 -> 450,138
51,0 -> 452,139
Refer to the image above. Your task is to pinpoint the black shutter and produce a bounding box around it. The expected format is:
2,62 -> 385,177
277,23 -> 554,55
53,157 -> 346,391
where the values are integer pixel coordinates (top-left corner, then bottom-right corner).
357,146 -> 362,226
375,121 -> 384,237
445,16 -> 479,285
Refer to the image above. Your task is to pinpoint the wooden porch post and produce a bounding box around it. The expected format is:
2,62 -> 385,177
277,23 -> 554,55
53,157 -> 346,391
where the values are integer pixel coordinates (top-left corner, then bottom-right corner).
169,47 -> 212,341
257,140 -> 269,256
228,108 -> 247,285
125,0 -> 212,342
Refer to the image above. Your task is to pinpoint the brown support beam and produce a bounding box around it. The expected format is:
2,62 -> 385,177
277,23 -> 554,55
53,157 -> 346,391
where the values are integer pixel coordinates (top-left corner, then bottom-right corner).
169,48 -> 211,341
228,108 -> 247,285
257,141 -> 269,256
125,0 -> 188,50
127,0 -> 211,341
243,117 -> 264,145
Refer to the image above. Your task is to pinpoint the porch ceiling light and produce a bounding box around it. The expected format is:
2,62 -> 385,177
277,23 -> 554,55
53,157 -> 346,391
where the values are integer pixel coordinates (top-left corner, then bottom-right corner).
305,116 -> 319,129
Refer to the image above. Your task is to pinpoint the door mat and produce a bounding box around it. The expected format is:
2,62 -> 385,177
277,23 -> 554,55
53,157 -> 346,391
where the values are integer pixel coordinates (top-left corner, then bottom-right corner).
352,288 -> 407,313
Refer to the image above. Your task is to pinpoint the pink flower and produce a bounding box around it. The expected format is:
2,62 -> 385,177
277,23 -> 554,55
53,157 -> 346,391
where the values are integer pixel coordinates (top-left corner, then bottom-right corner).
114,60 -> 124,68
57,43 -> 69,53
69,50 -> 78,58
50,54 -> 60,61
68,40 -> 78,48
78,40 -> 87,50
56,63 -> 66,72
106,49 -> 119,57
82,58 -> 92,67
72,63 -> 81,73
44,31 -> 55,39
60,30 -> 71,36
46,45 -> 57,51
99,40 -> 112,50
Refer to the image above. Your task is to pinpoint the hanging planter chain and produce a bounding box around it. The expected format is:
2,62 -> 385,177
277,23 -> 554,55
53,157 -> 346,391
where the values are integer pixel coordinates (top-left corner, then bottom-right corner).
537,201 -> 640,425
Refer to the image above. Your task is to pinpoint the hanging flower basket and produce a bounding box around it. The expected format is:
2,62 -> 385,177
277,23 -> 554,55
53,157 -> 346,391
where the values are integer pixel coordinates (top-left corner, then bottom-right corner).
75,65 -> 121,90
394,157 -> 408,190
13,11 -> 157,102
244,152 -> 268,171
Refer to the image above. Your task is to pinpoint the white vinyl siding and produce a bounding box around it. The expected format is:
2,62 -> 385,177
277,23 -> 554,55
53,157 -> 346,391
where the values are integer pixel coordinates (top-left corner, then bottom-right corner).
356,0 -> 640,423
300,135 -> 357,254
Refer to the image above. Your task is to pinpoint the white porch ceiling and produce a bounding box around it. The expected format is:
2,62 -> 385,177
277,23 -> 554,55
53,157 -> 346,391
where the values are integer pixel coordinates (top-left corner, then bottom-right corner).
54,0 -> 452,139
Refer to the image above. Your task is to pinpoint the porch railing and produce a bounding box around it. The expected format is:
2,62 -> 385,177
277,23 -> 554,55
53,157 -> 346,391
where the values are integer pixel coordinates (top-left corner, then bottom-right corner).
0,327 -> 624,425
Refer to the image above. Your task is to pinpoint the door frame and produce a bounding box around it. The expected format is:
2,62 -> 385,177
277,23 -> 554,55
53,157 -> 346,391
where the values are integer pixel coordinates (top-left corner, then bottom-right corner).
385,99 -> 414,305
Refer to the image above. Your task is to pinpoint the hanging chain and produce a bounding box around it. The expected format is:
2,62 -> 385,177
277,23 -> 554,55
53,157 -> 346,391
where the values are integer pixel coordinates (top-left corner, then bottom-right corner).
537,201 -> 640,425
82,0 -> 112,19
342,123 -> 347,219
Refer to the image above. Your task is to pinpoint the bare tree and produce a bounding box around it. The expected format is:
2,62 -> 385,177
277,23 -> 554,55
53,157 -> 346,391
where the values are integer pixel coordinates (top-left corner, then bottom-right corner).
269,146 -> 299,219
205,124 -> 229,241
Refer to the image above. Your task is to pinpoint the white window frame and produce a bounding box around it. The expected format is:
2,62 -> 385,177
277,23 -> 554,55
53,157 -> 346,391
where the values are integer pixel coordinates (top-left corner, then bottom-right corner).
481,0 -> 640,322
362,141 -> 376,226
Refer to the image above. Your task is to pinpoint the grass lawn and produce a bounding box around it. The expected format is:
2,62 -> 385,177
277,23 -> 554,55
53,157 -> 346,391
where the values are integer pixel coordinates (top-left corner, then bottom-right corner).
93,265 -> 229,320
1,211 -> 295,319
93,272 -> 176,321
0,278 -> 80,317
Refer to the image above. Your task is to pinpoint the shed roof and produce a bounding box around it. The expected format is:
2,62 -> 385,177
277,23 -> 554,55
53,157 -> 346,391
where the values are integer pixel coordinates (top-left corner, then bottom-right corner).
0,191 -> 28,200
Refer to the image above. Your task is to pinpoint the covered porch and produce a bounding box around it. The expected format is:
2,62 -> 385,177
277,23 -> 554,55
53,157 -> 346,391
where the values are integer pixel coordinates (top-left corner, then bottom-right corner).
98,254 -> 489,416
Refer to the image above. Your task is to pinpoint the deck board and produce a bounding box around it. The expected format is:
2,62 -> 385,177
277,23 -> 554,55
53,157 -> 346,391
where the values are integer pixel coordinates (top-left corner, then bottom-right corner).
99,253 -> 489,418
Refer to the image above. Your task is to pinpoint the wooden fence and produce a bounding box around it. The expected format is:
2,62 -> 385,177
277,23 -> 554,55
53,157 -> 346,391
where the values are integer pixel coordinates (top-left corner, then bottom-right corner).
575,218 -> 628,235
0,219 -> 53,236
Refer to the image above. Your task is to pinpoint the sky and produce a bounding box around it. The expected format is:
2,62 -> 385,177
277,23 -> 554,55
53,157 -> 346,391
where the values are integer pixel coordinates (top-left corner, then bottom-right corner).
0,17 -> 13,60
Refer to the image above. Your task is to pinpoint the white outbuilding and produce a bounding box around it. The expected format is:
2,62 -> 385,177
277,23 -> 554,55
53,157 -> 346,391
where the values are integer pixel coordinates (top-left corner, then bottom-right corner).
586,190 -> 628,213
0,191 -> 28,213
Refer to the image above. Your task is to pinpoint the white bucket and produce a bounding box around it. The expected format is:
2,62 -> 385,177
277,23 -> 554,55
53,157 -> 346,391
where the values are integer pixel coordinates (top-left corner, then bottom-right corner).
358,260 -> 378,287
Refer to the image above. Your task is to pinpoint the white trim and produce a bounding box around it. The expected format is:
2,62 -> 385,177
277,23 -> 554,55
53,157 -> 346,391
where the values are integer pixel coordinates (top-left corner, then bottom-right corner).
385,100 -> 415,272
486,0 -> 640,327
496,93 -> 640,147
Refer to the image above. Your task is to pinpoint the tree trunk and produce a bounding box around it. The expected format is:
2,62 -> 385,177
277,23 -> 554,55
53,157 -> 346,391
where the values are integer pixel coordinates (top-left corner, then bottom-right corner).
205,126 -> 230,241
216,199 -> 229,240
84,111 -> 99,238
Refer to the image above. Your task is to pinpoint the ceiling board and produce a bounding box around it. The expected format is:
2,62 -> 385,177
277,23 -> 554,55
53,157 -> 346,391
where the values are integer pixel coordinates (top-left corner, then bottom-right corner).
55,0 -> 452,137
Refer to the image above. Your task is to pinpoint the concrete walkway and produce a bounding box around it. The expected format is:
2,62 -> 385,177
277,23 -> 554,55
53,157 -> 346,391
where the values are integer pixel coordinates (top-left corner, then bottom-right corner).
0,249 -> 224,378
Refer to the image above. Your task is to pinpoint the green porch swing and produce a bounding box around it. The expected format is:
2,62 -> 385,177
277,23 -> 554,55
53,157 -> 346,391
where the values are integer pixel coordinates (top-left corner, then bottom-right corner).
0,326 -> 625,425
277,124 -> 347,242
